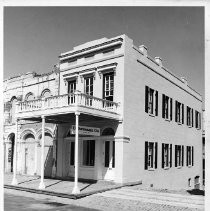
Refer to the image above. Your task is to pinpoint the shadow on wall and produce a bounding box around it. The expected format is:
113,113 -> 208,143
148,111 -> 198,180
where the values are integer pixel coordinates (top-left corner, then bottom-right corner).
44,146 -> 53,177
187,189 -> 205,196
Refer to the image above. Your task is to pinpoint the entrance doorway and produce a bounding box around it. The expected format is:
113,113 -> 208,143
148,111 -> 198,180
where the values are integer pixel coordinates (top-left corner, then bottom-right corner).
8,134 -> 15,173
102,140 -> 115,181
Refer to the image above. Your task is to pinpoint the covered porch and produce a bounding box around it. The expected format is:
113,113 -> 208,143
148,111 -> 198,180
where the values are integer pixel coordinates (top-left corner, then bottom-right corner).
11,92 -> 122,194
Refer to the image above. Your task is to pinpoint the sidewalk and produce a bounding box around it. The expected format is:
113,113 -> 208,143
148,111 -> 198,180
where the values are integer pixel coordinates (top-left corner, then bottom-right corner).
4,173 -> 141,199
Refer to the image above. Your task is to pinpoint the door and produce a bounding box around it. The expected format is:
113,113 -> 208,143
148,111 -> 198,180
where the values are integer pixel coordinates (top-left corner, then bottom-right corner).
102,140 -> 115,180
69,141 -> 75,177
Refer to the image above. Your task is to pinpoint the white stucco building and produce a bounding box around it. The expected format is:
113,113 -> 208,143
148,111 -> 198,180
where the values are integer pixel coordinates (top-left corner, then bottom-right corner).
4,34 -> 203,193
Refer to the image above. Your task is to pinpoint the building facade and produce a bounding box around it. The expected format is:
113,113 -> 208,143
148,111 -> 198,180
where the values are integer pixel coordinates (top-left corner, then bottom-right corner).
4,34 -> 203,192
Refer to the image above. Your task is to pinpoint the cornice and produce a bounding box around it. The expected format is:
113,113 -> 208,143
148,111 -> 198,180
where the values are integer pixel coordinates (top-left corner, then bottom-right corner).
59,37 -> 123,60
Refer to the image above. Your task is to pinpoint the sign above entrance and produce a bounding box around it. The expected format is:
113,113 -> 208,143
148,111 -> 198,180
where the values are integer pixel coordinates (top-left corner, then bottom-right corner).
71,125 -> 100,136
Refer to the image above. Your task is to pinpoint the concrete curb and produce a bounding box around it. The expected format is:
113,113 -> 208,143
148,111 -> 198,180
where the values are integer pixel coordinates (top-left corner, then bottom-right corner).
4,180 -> 142,199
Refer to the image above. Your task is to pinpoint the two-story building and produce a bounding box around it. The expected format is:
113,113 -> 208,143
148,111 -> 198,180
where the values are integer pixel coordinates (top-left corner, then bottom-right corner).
4,34 -> 203,193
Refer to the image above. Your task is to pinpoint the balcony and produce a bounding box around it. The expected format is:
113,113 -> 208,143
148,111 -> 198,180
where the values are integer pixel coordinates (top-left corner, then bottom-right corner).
16,91 -> 121,121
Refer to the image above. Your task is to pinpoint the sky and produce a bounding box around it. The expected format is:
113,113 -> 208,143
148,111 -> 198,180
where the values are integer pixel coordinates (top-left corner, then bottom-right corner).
4,7 -> 204,96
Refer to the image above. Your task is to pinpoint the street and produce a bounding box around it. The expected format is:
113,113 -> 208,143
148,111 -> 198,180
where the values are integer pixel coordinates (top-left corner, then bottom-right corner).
4,193 -> 100,211
4,188 -> 204,211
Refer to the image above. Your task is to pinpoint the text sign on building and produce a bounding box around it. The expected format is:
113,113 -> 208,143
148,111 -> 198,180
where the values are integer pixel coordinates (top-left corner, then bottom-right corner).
71,125 -> 100,136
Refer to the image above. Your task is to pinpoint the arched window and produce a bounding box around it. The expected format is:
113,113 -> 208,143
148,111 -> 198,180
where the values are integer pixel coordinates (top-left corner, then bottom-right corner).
41,89 -> 51,98
25,92 -> 35,101
10,97 -> 17,124
102,127 -> 115,136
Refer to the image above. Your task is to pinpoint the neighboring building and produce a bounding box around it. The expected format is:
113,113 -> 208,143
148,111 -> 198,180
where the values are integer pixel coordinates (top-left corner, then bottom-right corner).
4,35 -> 203,193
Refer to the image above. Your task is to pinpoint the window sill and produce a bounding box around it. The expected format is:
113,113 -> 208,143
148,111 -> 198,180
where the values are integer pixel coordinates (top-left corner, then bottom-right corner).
149,113 -> 155,117
164,118 -> 171,122
187,165 -> 192,168
176,166 -> 182,169
148,168 -> 155,171
187,125 -> 193,128
163,166 -> 170,170
196,127 -> 201,130
177,121 -> 182,125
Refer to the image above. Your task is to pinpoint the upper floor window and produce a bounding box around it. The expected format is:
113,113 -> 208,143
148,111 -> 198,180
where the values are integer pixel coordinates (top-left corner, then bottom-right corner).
195,110 -> 201,129
162,143 -> 172,169
145,86 -> 158,116
103,72 -> 114,101
84,76 -> 94,106
175,145 -> 184,167
25,92 -> 35,101
186,146 -> 194,167
175,101 -> 184,124
162,94 -> 173,120
187,106 -> 194,127
145,141 -> 158,170
68,80 -> 76,104
41,89 -> 51,98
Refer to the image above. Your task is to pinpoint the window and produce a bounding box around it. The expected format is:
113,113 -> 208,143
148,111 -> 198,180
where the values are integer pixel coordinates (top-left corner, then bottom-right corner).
25,92 -> 35,101
145,142 -> 158,170
175,145 -> 184,167
186,146 -> 194,167
195,111 -> 201,129
83,140 -> 95,166
68,80 -> 76,104
145,86 -> 158,116
70,141 -> 75,166
162,143 -> 172,168
162,94 -> 173,120
175,101 -> 184,124
104,141 -> 115,168
84,76 -> 93,106
187,106 -> 194,127
103,72 -> 114,101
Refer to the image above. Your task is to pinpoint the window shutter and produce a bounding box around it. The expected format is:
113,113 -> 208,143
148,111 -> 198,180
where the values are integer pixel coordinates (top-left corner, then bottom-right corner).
145,86 -> 149,113
162,94 -> 165,118
182,104 -> 184,124
145,142 -> 148,170
186,146 -> 189,166
170,98 -> 173,120
192,109 -> 194,127
175,145 -> 177,167
175,101 -> 177,122
192,146 -> 194,166
162,143 -> 164,168
155,91 -> 158,116
182,145 -> 184,166
170,144 -> 172,167
155,142 -> 158,169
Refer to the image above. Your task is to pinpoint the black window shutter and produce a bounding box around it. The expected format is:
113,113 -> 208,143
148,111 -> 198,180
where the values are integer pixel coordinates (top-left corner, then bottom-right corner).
162,143 -> 164,168
155,142 -> 158,169
175,101 -> 177,122
145,86 -> 149,113
199,112 -> 201,129
155,91 -> 158,116
192,109 -> 194,127
175,145 -> 177,167
182,145 -> 184,166
145,142 -> 148,170
162,94 -> 165,118
186,146 -> 189,166
182,104 -> 184,124
170,98 -> 173,120
170,144 -> 172,167
192,146 -> 194,166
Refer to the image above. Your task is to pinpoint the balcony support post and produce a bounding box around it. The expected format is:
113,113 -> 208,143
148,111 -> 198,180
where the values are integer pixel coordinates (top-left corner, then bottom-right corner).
39,115 -> 46,189
72,111 -> 80,194
11,118 -> 19,185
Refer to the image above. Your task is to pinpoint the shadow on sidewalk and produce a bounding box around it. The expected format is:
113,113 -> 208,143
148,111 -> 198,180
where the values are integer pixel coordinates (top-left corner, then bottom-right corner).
18,177 -> 40,185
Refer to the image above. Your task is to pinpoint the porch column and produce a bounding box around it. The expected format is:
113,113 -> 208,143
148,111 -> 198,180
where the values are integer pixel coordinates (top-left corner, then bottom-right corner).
72,111 -> 80,194
39,115 -> 45,189
11,118 -> 19,185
